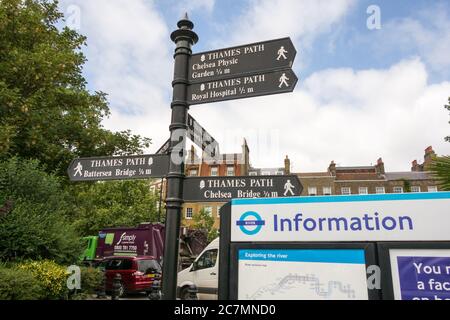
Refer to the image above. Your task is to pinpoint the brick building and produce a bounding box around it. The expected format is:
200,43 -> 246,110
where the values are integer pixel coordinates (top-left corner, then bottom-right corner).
182,139 -> 250,229
152,145 -> 441,229
298,146 -> 440,196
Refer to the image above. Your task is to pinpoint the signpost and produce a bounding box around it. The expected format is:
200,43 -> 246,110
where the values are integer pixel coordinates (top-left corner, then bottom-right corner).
189,37 -> 296,82
183,175 -> 302,202
187,113 -> 219,157
188,69 -> 298,105
161,15 -> 298,300
67,154 -> 169,181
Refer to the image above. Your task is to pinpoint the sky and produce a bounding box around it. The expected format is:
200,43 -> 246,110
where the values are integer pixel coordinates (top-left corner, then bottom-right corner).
58,0 -> 450,172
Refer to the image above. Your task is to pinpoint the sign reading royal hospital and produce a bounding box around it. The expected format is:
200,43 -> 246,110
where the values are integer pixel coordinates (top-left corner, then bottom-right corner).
231,192 -> 450,242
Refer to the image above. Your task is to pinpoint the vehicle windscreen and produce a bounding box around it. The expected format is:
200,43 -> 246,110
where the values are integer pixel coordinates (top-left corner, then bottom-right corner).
137,259 -> 161,274
104,259 -> 133,270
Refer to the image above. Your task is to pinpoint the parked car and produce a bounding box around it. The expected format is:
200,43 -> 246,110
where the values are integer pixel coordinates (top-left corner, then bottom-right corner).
100,256 -> 161,297
177,237 -> 219,300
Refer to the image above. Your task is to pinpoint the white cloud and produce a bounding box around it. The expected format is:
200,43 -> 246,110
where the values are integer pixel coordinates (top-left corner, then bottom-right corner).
223,0 -> 355,47
367,5 -> 450,75
57,1 -> 449,173
189,58 -> 450,172
59,0 -> 173,150
173,0 -> 215,14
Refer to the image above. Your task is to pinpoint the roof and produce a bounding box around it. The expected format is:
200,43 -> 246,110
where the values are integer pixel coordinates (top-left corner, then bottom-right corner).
385,172 -> 434,181
336,166 -> 376,171
297,172 -> 333,178
335,173 -> 383,181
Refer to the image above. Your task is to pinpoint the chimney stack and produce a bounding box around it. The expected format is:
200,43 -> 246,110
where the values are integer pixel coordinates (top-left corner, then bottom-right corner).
423,146 -> 436,170
375,157 -> 385,174
328,161 -> 336,176
284,155 -> 290,175
411,160 -> 420,172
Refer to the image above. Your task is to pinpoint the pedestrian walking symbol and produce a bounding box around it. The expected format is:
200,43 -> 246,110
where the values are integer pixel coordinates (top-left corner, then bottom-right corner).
74,162 -> 83,177
277,46 -> 288,60
283,179 -> 295,196
279,73 -> 290,88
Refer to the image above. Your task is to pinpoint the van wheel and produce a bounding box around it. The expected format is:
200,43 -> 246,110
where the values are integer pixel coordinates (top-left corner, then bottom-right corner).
180,286 -> 191,300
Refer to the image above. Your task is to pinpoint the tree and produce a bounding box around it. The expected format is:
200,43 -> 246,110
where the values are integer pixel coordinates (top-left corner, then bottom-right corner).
70,180 -> 160,236
429,156 -> 450,191
446,97 -> 450,143
192,208 -> 219,242
429,97 -> 450,191
0,157 -> 82,264
0,0 -> 150,177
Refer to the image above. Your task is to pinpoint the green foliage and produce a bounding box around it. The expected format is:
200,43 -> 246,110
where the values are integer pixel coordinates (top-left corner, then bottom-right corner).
0,265 -> 45,300
79,266 -> 104,294
0,0 -> 150,177
402,179 -> 411,192
192,208 -> 219,242
18,260 -> 69,299
429,156 -> 450,191
0,157 -> 83,264
446,97 -> 450,143
70,180 -> 160,236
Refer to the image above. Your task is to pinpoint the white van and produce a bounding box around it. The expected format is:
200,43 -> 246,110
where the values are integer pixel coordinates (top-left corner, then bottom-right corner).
177,237 -> 219,300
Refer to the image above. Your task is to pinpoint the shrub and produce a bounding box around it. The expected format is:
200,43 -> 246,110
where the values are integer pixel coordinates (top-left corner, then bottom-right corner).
80,266 -> 104,294
18,260 -> 69,299
0,266 -> 45,300
0,158 -> 83,264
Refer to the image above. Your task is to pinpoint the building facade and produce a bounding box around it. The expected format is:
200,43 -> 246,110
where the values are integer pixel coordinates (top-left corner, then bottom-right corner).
298,146 -> 441,197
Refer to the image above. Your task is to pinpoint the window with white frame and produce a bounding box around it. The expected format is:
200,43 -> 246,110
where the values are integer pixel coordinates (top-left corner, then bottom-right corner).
276,171 -> 284,175
217,205 -> 221,217
249,171 -> 257,176
375,187 -> 385,194
308,187 -> 317,196
411,186 -> 421,193
261,171 -> 271,175
341,187 -> 351,195
203,206 -> 213,216
393,186 -> 403,193
358,187 -> 368,195
428,186 -> 438,192
227,166 -> 234,176
185,208 -> 193,219
323,186 -> 332,195
210,167 -> 218,176
189,169 -> 198,176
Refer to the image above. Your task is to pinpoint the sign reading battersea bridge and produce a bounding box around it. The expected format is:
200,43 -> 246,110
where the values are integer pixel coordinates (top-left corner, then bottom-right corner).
189,38 -> 296,82
183,175 -> 302,202
67,154 -> 169,181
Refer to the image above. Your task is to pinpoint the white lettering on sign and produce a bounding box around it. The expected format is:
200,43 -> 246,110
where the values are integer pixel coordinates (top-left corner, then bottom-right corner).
125,157 -> 146,166
117,232 -> 136,245
90,158 -> 123,168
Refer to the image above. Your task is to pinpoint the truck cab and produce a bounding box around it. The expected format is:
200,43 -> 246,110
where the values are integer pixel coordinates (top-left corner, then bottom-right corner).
177,237 -> 219,300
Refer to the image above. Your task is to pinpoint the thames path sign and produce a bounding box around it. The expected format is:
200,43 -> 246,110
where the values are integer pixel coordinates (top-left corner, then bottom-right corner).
187,69 -> 298,105
189,37 -> 296,82
183,175 -> 303,202
67,154 -> 169,181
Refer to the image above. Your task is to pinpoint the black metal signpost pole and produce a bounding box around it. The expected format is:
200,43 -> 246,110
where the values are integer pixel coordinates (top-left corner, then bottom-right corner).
162,14 -> 198,300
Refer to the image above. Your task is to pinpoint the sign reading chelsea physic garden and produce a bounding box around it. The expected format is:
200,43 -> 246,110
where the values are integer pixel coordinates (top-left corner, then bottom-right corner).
189,38 -> 296,82
67,154 -> 169,181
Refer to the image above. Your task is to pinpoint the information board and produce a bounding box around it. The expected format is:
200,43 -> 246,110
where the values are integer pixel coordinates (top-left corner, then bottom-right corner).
389,249 -> 450,300
237,249 -> 369,300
